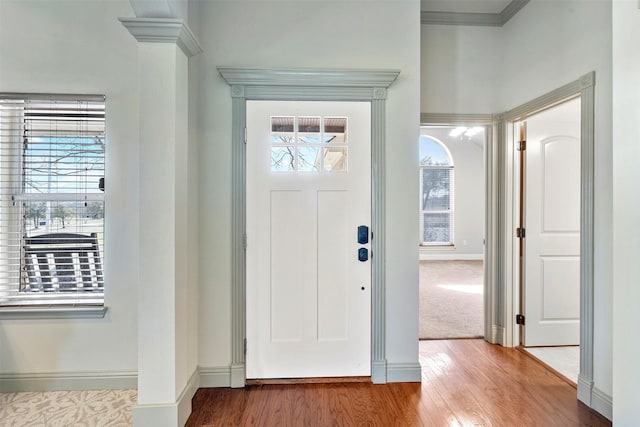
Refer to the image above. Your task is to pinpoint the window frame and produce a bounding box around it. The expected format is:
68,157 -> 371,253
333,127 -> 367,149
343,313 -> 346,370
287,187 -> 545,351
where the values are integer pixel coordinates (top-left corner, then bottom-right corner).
270,115 -> 348,173
0,93 -> 106,318
419,136 -> 455,246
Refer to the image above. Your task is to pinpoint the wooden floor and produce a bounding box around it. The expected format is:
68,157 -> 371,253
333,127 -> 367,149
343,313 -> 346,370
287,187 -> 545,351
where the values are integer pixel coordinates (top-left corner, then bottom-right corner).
186,339 -> 611,426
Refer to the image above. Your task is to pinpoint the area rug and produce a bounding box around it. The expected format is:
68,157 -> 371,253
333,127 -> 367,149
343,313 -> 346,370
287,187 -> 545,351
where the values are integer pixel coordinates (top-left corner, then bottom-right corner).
419,260 -> 484,339
0,389 -> 136,427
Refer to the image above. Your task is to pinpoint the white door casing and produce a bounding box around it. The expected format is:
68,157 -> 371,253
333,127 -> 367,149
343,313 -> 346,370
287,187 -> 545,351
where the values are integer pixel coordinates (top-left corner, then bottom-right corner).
217,67 -> 400,387
523,98 -> 581,346
246,101 -> 371,379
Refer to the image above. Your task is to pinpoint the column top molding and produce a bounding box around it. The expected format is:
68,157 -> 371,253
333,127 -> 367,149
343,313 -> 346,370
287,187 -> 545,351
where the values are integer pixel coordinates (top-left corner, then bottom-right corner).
217,67 -> 400,88
119,17 -> 202,57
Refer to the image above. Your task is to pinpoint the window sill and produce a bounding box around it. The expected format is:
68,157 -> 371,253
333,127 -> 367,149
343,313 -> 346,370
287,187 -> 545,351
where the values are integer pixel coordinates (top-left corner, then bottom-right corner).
420,244 -> 456,249
0,306 -> 108,320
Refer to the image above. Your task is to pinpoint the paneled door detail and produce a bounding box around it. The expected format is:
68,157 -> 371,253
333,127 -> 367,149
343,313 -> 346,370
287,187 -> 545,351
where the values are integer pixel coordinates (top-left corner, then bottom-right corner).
524,97 -> 581,346
246,101 -> 371,378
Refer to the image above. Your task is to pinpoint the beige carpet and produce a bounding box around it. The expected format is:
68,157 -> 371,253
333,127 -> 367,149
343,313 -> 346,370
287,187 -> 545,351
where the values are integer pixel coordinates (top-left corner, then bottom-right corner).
419,260 -> 484,339
0,389 -> 136,426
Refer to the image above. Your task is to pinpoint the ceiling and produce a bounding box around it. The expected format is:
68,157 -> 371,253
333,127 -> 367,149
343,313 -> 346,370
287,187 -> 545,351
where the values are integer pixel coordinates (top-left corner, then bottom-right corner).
421,0 -> 529,26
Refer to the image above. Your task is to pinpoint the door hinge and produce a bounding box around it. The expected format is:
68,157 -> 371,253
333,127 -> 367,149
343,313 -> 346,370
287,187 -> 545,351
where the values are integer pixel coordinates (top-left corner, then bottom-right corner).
244,338 -> 247,356
516,314 -> 525,325
244,127 -> 247,144
517,140 -> 526,151
243,233 -> 247,250
516,228 -> 526,238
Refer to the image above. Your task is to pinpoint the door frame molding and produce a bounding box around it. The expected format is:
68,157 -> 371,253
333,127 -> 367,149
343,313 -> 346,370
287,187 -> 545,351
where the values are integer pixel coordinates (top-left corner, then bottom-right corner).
218,67 -> 400,387
418,114 -> 498,343
501,71 -> 595,405
421,71 -> 596,408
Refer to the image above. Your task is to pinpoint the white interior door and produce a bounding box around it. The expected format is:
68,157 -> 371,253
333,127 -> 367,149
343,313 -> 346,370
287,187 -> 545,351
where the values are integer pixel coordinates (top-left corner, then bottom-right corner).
523,97 -> 581,346
246,101 -> 371,379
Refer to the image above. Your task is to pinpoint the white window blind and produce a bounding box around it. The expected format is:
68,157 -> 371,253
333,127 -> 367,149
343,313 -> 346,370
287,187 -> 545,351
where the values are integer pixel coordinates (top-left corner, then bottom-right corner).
420,167 -> 454,244
0,94 -> 105,307
419,135 -> 454,245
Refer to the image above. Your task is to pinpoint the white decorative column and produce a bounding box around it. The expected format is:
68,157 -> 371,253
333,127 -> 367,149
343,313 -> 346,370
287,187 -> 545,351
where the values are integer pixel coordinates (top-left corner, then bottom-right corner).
120,17 -> 202,427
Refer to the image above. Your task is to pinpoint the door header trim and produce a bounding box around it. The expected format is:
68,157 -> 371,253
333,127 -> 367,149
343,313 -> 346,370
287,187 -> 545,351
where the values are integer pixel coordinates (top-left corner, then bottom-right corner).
218,67 -> 400,89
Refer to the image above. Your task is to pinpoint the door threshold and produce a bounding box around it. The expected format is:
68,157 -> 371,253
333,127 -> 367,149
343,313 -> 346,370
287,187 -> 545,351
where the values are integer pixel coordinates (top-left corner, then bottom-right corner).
246,376 -> 371,386
516,346 -> 577,389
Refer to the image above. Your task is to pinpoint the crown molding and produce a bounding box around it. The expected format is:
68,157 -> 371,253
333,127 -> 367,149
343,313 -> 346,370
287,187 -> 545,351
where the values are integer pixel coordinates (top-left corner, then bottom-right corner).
421,11 -> 502,27
217,67 -> 400,88
421,0 -> 530,27
119,17 -> 202,57
128,0 -> 185,20
500,0 -> 530,24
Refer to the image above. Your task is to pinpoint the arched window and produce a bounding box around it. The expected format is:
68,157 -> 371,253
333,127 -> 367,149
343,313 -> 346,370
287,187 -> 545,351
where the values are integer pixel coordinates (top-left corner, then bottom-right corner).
420,136 -> 454,245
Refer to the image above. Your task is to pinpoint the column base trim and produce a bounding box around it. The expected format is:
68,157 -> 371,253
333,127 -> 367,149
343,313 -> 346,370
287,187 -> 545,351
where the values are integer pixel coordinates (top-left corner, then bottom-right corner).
577,375 -> 593,405
230,364 -> 245,388
488,325 -> 505,345
371,360 -> 387,384
133,367 -> 199,427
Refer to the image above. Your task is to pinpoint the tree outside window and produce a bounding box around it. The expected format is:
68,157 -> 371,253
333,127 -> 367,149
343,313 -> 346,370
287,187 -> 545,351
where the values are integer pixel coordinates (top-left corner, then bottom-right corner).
420,136 -> 454,245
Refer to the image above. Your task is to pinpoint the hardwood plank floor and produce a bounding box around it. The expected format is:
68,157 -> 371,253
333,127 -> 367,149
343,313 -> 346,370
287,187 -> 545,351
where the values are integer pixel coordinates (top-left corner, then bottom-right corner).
186,339 -> 611,426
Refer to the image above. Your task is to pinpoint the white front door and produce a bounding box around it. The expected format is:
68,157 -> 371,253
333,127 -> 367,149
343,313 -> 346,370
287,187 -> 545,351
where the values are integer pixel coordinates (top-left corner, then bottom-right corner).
523,97 -> 581,346
246,101 -> 371,379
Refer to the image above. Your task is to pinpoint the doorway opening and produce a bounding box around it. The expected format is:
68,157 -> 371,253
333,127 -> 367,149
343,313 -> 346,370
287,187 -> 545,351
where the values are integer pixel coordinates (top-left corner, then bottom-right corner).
516,97 -> 582,384
500,72 -> 596,406
419,125 -> 486,340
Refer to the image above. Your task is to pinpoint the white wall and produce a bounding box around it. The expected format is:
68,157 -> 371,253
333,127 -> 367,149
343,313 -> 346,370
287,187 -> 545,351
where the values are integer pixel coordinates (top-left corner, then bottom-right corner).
0,1 -> 139,376
191,0 -> 421,371
421,0 -> 613,410
421,25 -> 502,114
500,0 -> 613,403
419,127 -> 485,259
0,0 -> 420,397
612,1 -> 640,424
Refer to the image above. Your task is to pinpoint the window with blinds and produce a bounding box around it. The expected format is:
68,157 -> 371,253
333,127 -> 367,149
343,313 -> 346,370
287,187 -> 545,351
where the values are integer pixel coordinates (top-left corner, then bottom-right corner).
0,94 -> 105,307
419,135 -> 454,245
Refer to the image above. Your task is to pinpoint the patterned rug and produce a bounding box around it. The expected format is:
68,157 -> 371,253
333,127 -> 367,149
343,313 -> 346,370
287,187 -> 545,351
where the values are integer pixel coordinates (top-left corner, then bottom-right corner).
419,260 -> 484,339
0,389 -> 136,427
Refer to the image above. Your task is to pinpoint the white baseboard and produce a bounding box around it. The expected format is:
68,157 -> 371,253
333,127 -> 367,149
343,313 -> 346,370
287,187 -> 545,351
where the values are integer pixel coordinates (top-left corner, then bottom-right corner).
199,366 -> 231,387
419,252 -> 483,261
0,370 -> 137,392
577,376 -> 612,421
179,368 -> 200,426
199,362 -> 421,386
0,360 -> 422,395
132,367 -> 199,427
386,362 -> 421,383
591,386 -> 612,421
